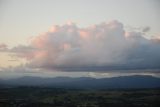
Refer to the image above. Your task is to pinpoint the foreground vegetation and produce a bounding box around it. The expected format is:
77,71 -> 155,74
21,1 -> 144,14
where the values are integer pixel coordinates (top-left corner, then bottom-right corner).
0,87 -> 159,107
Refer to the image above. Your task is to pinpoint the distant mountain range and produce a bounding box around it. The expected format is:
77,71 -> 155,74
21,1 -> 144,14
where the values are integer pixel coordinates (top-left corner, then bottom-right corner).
0,75 -> 160,89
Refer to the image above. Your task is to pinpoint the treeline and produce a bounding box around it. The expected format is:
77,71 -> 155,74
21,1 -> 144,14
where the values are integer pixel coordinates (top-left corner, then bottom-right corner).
0,87 -> 159,107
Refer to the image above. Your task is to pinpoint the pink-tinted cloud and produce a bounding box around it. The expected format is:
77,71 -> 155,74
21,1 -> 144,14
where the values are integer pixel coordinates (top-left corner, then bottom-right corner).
8,20 -> 160,71
0,43 -> 8,51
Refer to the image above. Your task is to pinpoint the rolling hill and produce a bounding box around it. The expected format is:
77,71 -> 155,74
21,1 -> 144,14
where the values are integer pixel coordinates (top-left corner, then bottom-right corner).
0,75 -> 160,89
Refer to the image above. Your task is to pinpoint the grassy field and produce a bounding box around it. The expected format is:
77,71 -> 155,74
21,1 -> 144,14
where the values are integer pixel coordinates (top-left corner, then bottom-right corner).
0,87 -> 159,107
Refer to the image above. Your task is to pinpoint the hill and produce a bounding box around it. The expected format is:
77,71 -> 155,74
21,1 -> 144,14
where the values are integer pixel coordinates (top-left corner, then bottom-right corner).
0,75 -> 160,89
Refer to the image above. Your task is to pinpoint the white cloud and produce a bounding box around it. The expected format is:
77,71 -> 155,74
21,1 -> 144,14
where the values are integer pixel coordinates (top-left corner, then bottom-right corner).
5,20 -> 160,72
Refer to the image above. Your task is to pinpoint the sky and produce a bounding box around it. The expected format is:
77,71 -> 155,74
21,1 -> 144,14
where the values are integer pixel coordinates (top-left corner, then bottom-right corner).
0,0 -> 160,78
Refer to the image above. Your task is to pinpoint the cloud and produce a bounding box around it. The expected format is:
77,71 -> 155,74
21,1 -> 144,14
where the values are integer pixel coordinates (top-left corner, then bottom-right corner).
142,26 -> 150,33
0,43 -> 8,51
9,45 -> 36,60
7,20 -> 160,72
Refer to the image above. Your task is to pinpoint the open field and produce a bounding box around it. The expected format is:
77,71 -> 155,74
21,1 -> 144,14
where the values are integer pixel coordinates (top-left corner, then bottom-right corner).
0,87 -> 159,107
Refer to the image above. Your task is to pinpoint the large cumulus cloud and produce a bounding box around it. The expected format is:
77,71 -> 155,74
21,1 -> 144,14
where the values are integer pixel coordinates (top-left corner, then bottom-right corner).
8,20 -> 160,71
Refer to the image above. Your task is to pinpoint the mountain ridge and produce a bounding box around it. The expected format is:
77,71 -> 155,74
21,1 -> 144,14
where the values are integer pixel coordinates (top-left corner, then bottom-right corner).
0,75 -> 160,89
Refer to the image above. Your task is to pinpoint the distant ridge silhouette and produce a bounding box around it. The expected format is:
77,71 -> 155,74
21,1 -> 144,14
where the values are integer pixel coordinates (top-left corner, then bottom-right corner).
0,75 -> 160,89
